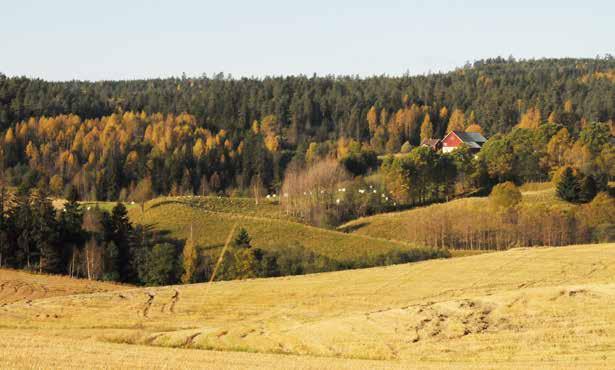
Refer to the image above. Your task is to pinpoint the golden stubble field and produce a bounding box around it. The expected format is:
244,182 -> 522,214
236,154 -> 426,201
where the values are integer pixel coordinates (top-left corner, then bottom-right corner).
1,243 -> 615,369
0,268 -> 122,305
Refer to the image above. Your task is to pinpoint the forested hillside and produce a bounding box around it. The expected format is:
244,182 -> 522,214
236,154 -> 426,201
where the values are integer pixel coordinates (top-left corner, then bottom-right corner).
0,57 -> 613,201
1,57 -> 614,139
0,57 -> 612,284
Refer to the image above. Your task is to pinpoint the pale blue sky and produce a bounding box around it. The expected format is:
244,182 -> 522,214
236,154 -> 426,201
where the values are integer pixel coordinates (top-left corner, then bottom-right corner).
1,0 -> 613,81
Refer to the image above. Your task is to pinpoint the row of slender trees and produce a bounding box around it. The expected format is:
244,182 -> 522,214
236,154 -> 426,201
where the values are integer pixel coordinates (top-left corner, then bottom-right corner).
375,187 -> 613,251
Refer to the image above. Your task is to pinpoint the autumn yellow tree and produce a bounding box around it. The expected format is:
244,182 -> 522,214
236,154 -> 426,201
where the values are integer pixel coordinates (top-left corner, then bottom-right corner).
439,106 -> 449,121
545,128 -> 572,169
379,108 -> 389,128
388,109 -> 404,139
25,141 -> 40,169
517,107 -> 542,129
370,125 -> 387,154
402,104 -> 421,141
447,109 -> 465,132
305,142 -> 321,164
261,115 -> 282,152
264,135 -> 280,152
131,177 -> 153,216
181,223 -> 198,284
251,120 -> 260,134
366,106 -> 378,135
489,181 -> 522,210
596,145 -> 615,178
261,115 -> 279,136
420,114 -> 433,143
563,99 -> 574,113
192,138 -> 205,159
465,124 -> 483,134
564,141 -> 592,173
49,175 -> 64,195
466,111 -> 477,127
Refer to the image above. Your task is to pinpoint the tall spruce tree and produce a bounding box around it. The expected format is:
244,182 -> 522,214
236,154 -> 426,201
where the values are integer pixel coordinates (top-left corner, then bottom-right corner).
556,167 -> 581,202
31,189 -> 61,273
0,186 -> 8,267
59,189 -> 85,274
579,174 -> 598,203
109,203 -> 134,282
10,185 -> 33,268
144,243 -> 178,286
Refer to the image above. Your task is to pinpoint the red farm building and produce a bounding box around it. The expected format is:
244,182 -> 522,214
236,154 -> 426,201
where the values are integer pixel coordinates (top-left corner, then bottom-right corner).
440,131 -> 487,154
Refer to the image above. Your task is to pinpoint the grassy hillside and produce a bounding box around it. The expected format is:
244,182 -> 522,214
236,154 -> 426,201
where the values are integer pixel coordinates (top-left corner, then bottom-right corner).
126,196 -> 432,263
338,185 -> 585,248
83,196 -> 284,218
0,269 -> 123,305
0,243 -> 614,368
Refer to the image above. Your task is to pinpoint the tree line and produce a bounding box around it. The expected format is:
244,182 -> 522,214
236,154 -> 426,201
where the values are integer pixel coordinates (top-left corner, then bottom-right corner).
0,184 -> 197,285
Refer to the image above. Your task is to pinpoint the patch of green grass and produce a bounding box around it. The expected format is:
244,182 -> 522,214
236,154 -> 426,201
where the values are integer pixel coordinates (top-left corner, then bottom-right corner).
165,195 -> 294,221
80,201 -> 139,212
520,187 -> 574,209
128,196 -> 425,263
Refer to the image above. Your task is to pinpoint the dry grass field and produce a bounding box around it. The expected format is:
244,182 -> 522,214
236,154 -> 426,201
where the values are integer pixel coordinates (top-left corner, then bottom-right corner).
0,268 -> 122,305
1,243 -> 614,369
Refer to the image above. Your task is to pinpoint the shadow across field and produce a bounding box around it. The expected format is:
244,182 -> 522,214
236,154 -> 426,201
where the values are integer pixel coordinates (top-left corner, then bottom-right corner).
338,221 -> 370,233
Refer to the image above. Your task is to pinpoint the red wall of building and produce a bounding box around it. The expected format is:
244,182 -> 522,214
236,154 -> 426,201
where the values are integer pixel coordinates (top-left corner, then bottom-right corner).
441,133 -> 462,149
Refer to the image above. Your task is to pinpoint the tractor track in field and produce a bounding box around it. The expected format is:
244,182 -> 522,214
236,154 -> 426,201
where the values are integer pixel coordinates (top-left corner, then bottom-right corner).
142,292 -> 156,318
169,289 -> 180,313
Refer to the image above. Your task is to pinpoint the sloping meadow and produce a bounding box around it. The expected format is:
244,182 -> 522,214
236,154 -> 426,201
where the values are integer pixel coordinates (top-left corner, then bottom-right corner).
340,187 -> 613,250
129,196 -> 447,269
